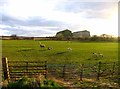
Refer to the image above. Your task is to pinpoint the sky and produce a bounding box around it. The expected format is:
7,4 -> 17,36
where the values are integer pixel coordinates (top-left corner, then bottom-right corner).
0,0 -> 119,37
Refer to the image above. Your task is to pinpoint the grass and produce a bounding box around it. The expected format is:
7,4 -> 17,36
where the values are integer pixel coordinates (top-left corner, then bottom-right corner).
1,40 -> 119,88
2,40 -> 118,64
2,76 -> 63,89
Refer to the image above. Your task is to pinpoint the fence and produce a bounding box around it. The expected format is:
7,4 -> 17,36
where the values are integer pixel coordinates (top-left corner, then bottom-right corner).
2,57 -> 118,85
2,57 -> 47,82
47,62 -> 118,82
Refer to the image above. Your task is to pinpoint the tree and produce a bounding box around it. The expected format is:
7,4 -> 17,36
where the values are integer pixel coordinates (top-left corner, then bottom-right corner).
56,29 -> 72,40
11,34 -> 17,39
90,35 -> 99,41
56,33 -> 64,40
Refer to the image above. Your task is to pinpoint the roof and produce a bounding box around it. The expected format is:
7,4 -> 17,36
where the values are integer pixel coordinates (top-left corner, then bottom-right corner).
73,30 -> 90,33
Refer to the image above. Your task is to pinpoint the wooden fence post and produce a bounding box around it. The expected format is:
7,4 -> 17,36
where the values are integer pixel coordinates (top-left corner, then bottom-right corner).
79,64 -> 83,81
118,60 -> 120,87
97,61 -> 102,80
62,65 -> 66,81
111,62 -> 115,77
2,57 -> 10,82
44,61 -> 47,79
26,62 -> 28,75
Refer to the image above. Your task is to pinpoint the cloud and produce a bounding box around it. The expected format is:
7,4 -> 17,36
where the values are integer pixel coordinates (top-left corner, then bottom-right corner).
1,13 -> 69,27
0,0 -> 8,7
1,13 -> 71,36
0,0 -> 118,37
55,1 -> 117,19
1,26 -> 63,37
1,14 -> 23,26
0,12 -> 71,36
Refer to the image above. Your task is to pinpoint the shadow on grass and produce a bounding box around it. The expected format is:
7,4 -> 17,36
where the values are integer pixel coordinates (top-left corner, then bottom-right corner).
47,51 -> 69,57
17,48 -> 35,52
38,49 -> 48,51
55,51 -> 67,55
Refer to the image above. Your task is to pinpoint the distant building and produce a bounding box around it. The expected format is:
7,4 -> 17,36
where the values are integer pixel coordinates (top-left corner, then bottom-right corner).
1,36 -> 12,40
73,30 -> 90,38
100,34 -> 112,38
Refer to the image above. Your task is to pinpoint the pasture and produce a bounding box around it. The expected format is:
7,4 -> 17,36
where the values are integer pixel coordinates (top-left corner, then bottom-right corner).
2,40 -> 118,64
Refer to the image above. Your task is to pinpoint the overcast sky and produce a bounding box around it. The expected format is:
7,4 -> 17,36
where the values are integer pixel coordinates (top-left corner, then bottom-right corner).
0,0 -> 118,37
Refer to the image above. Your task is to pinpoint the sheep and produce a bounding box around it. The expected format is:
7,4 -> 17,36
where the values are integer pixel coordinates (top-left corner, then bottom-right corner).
92,53 -> 98,57
48,47 -> 53,50
67,47 -> 72,52
98,53 -> 103,57
40,44 -> 45,48
92,53 -> 98,60
39,42 -> 45,48
92,53 -> 103,60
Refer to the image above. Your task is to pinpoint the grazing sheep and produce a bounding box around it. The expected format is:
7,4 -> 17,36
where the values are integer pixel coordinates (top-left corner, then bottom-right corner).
98,53 -> 103,57
67,47 -> 72,52
39,42 -> 45,48
40,44 -> 45,48
93,53 -> 98,57
92,53 -> 103,60
92,53 -> 98,59
48,47 -> 52,50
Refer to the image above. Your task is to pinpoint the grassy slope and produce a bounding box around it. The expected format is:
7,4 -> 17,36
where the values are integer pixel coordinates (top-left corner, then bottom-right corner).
2,40 -> 118,64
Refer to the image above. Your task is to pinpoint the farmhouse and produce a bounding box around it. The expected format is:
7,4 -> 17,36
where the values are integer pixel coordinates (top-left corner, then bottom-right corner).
73,30 -> 90,38
100,34 -> 113,38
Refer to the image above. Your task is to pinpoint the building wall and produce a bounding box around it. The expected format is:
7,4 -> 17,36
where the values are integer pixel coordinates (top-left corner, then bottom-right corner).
73,30 -> 90,38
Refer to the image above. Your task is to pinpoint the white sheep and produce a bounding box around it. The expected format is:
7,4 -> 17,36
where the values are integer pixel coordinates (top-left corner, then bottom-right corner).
92,53 -> 103,60
40,44 -> 45,48
93,53 -> 98,57
39,42 -> 45,48
92,53 -> 98,59
98,53 -> 103,57
67,47 -> 72,52
48,47 -> 53,50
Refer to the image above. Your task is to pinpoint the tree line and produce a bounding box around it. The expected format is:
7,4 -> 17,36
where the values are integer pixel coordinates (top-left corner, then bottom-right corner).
9,29 -> 118,42
56,29 -> 118,42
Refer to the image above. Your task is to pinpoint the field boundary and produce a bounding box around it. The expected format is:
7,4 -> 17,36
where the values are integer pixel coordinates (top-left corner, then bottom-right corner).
1,57 -> 119,87
2,57 -> 47,82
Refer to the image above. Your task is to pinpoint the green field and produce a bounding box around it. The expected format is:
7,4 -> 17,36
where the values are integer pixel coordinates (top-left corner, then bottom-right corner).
2,40 -> 118,64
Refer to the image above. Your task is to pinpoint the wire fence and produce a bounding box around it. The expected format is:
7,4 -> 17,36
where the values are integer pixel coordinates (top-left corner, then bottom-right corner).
1,57 -> 119,87
2,57 -> 47,82
47,62 -> 118,82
